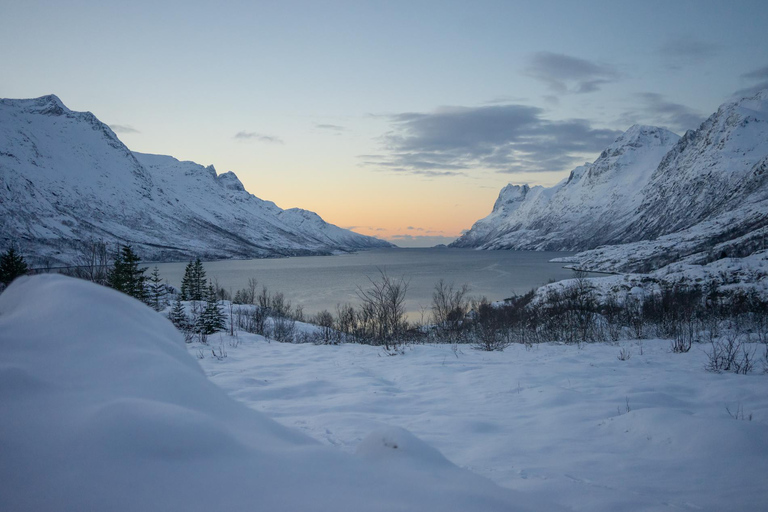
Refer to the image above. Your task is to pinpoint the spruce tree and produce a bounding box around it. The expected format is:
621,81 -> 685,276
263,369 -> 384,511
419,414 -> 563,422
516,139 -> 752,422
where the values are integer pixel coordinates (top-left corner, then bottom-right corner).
0,247 -> 28,288
180,257 -> 207,301
168,298 -> 189,330
107,245 -> 147,301
179,261 -> 194,301
147,266 -> 167,311
198,282 -> 226,334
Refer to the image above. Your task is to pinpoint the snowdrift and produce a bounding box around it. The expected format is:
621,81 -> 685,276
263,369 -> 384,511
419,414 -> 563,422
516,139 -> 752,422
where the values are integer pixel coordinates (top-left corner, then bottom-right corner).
0,275 -> 559,512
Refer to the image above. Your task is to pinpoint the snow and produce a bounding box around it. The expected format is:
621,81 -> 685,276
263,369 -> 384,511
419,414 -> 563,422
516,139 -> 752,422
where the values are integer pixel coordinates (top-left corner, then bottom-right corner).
190,323 -> 768,511
0,275 -> 558,512
453,90 -> 768,282
0,95 -> 391,266
452,125 -> 681,252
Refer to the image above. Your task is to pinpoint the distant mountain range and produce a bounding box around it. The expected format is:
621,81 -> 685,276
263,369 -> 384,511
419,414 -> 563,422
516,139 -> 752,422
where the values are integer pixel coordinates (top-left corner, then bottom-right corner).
0,95 -> 391,266
452,90 -> 768,274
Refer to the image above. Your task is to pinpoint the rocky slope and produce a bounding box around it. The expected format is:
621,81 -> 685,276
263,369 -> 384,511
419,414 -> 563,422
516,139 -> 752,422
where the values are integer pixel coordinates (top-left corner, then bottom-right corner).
0,95 -> 391,266
453,90 -> 768,274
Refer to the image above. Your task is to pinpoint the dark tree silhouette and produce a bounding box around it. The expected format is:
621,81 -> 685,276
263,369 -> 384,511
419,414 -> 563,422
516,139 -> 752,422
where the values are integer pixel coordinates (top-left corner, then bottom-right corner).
0,247 -> 28,288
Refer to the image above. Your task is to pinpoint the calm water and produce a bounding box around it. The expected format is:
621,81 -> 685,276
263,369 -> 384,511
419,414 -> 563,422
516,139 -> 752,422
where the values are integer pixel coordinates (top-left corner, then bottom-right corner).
152,248 -> 581,320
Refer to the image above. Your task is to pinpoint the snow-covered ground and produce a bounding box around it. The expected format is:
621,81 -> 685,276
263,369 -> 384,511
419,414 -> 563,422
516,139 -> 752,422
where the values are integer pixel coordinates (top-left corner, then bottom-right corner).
192,329 -> 768,512
3,275 -> 767,511
0,275 -> 560,512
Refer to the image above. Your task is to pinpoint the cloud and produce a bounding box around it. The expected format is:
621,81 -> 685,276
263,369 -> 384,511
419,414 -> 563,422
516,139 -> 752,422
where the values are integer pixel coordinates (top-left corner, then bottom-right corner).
742,66 -> 768,81
657,37 -> 718,69
483,95 -> 528,105
315,123 -> 346,132
234,131 -> 284,144
365,104 -> 621,176
109,124 -> 140,134
525,52 -> 620,94
343,225 -> 388,233
732,65 -> 768,99
619,93 -> 705,132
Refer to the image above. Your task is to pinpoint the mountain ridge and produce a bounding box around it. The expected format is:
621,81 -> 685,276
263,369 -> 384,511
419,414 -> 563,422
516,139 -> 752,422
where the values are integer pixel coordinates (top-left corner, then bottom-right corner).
0,95 -> 392,266
451,90 -> 768,274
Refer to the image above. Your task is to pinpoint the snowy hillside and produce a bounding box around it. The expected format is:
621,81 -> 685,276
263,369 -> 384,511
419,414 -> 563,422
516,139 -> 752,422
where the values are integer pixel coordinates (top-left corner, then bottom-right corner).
453,90 -> 768,274
0,274 -> 559,512
452,125 -> 680,251
0,95 -> 391,266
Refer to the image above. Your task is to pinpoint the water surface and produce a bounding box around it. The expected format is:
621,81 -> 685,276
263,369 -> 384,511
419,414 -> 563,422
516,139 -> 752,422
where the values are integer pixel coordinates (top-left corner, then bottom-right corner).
153,248 -> 581,319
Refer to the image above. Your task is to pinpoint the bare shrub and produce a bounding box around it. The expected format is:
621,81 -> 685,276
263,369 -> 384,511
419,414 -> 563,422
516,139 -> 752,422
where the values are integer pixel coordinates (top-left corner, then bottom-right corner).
271,315 -> 296,343
335,303 -> 358,343
431,279 -> 470,340
706,329 -> 756,374
617,347 -> 631,361
313,310 -> 338,344
671,316 -> 697,353
726,403 -> 753,421
65,239 -> 110,285
356,270 -> 409,350
233,277 -> 259,305
471,299 -> 509,351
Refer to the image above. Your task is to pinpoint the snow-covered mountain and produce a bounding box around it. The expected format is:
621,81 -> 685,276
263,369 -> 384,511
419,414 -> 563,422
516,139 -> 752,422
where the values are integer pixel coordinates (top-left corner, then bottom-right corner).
0,95 -> 391,266
452,125 -> 681,251
453,90 -> 768,273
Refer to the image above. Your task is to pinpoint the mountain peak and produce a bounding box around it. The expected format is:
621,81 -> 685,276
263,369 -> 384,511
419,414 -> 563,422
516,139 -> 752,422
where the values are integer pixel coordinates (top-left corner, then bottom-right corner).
1,96 -> 392,264
492,184 -> 529,212
0,94 -> 69,116
615,124 -> 679,147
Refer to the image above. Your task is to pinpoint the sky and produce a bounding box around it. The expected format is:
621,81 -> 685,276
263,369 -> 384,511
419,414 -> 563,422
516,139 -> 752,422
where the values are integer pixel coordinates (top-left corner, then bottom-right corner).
2,0 -> 768,247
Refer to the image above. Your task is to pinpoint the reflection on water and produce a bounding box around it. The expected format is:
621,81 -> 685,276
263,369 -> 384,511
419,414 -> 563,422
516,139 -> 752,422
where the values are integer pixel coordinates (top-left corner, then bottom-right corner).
152,248 -> 583,319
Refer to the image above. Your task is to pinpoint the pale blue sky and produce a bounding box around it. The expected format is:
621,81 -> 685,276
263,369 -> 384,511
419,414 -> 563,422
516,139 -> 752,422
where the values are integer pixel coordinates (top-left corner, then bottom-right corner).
2,0 -> 767,245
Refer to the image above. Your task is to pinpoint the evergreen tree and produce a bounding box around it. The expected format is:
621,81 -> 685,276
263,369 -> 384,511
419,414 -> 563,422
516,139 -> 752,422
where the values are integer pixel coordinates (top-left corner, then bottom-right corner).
147,266 -> 167,311
168,298 -> 189,329
180,257 -> 207,301
107,245 -> 147,301
197,282 -> 226,334
179,261 -> 194,301
0,246 -> 28,287
168,298 -> 195,343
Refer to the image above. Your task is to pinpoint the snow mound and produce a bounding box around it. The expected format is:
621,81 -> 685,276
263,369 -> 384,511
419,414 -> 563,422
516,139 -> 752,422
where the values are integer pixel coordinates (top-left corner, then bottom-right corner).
0,275 -> 559,512
356,426 -> 454,468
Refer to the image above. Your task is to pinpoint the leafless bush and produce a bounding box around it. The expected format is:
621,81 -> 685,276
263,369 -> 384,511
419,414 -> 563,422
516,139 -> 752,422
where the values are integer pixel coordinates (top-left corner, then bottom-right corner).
356,270 -> 409,350
271,315 -> 297,343
211,344 -> 227,360
471,299 -> 509,351
706,329 -> 756,374
431,279 -> 470,338
726,403 -> 752,421
211,278 -> 230,301
335,303 -> 358,342
233,277 -> 259,304
671,316 -> 697,353
62,239 -> 110,284
623,293 -> 645,339
270,292 -> 291,318
313,309 -> 338,344
617,347 -> 631,361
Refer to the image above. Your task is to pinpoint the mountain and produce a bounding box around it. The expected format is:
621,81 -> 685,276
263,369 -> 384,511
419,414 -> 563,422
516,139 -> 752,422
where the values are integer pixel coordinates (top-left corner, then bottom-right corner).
452,125 -> 681,251
0,95 -> 392,266
452,90 -> 768,273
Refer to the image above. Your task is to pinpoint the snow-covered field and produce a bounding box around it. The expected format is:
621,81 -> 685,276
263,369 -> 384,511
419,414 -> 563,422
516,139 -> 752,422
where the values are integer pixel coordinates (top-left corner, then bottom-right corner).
0,275 -> 559,512
193,329 -> 768,512
3,275 -> 767,511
